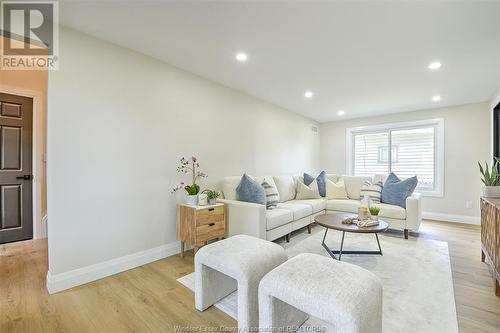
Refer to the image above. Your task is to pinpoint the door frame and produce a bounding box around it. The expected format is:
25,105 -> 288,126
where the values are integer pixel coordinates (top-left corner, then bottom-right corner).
0,85 -> 46,239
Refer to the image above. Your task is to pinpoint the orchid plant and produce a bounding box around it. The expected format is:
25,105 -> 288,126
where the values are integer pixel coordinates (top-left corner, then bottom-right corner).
171,156 -> 208,195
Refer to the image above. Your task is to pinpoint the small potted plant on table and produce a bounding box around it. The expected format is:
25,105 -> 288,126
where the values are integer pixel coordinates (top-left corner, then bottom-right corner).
171,156 -> 207,205
369,206 -> 381,221
479,158 -> 500,198
204,190 -> 220,205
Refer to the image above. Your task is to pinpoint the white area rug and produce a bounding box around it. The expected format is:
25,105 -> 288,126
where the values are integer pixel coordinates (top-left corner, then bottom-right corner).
177,228 -> 458,333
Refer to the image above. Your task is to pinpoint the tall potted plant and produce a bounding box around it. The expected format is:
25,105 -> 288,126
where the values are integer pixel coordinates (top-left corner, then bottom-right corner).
172,156 -> 208,205
479,158 -> 500,198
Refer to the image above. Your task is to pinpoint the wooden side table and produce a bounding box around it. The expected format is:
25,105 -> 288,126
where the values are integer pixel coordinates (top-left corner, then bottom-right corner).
176,203 -> 226,258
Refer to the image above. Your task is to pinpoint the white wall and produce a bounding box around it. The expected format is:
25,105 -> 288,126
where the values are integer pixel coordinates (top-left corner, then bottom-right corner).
320,103 -> 491,222
47,28 -> 319,287
491,88 -> 500,108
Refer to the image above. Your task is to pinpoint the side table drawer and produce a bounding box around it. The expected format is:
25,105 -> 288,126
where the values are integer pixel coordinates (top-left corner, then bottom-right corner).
196,220 -> 225,243
196,206 -> 225,226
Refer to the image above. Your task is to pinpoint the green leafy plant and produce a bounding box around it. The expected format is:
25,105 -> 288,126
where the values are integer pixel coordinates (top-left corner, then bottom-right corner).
171,156 -> 207,195
203,189 -> 220,200
185,184 -> 200,195
478,158 -> 500,186
369,206 -> 381,216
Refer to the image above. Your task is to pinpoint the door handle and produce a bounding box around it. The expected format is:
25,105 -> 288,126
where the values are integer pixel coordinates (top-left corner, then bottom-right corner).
16,175 -> 31,180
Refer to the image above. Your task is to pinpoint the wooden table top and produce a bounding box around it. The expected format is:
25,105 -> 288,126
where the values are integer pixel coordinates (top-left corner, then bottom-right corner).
481,197 -> 500,209
314,213 -> 389,233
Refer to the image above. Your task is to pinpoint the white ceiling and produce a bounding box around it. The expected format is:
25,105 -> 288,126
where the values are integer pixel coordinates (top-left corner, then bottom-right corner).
59,1 -> 500,123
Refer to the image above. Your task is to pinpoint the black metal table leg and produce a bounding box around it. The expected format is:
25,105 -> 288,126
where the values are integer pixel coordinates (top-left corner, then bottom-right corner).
321,227 -> 384,260
321,227 -> 338,260
375,233 -> 383,255
338,231 -> 345,260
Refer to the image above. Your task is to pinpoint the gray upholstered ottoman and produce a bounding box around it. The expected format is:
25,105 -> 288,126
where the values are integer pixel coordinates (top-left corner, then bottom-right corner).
259,253 -> 383,333
194,234 -> 287,330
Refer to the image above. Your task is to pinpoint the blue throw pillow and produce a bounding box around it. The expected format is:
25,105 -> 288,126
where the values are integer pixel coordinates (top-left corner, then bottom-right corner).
303,173 -> 315,186
303,171 -> 327,197
236,174 -> 266,205
381,172 -> 418,208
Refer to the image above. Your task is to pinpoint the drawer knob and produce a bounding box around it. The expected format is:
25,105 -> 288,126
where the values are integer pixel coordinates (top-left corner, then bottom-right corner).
208,223 -> 215,227
208,208 -> 215,211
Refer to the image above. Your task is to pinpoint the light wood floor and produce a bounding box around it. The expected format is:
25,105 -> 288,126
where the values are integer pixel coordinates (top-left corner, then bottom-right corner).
1,221 -> 499,332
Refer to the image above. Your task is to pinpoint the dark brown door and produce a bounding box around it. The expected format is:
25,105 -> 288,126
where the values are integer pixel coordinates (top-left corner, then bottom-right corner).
0,93 -> 33,244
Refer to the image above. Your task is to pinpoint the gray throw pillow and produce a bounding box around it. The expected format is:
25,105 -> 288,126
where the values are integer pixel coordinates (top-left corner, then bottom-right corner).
236,174 -> 266,205
360,180 -> 383,203
304,171 -> 327,197
381,173 -> 418,208
262,180 -> 279,209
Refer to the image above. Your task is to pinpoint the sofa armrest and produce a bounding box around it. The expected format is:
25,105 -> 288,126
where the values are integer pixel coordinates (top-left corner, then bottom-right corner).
218,199 -> 267,239
405,193 -> 422,231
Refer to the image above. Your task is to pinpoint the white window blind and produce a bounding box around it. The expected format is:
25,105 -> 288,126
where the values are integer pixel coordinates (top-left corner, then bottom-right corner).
348,119 -> 443,196
353,132 -> 389,176
391,127 -> 434,190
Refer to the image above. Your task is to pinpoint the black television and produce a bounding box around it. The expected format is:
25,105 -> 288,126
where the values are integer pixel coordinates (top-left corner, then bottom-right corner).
494,102 -> 500,159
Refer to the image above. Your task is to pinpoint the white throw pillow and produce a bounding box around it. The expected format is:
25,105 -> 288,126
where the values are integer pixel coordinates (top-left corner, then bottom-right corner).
326,178 -> 349,199
296,179 -> 321,199
360,179 -> 383,203
273,175 -> 297,202
342,176 -> 369,199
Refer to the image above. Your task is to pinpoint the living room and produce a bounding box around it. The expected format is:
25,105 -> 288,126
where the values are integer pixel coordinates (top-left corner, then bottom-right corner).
1,1 -> 499,332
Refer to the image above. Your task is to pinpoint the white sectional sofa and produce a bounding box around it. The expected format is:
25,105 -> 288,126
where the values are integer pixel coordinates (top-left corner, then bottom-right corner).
220,174 -> 421,241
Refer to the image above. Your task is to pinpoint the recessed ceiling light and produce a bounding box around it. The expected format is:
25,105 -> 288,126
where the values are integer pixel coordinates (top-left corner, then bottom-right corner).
428,61 -> 442,70
432,95 -> 441,102
304,91 -> 314,98
337,110 -> 345,116
235,52 -> 247,62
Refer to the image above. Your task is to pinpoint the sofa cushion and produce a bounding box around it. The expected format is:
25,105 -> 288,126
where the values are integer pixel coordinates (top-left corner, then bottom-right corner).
277,202 -> 313,220
326,199 -> 361,213
326,178 -> 348,199
326,174 -> 338,182
221,176 -> 246,200
266,208 -> 294,230
296,179 -> 321,199
381,172 -> 418,208
360,180 -> 383,203
373,174 -> 388,183
273,175 -> 296,202
287,199 -> 326,213
304,171 -> 327,197
236,174 -> 266,205
341,176 -> 371,200
377,203 -> 406,220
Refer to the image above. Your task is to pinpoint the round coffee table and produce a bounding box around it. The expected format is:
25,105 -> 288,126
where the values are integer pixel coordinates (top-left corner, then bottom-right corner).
314,213 -> 389,260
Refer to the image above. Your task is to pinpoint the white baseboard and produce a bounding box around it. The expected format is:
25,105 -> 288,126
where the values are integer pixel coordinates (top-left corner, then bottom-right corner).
46,241 -> 180,294
33,214 -> 48,240
40,215 -> 48,239
422,211 -> 480,225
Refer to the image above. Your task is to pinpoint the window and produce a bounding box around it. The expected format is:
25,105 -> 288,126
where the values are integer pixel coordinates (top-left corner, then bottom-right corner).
346,119 -> 444,196
378,145 -> 398,163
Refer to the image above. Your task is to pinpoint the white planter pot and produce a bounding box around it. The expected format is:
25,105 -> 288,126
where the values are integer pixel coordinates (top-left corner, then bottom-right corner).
198,193 -> 208,206
483,186 -> 500,198
185,194 -> 198,206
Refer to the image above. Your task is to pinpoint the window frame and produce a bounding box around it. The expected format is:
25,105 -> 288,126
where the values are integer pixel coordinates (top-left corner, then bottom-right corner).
346,118 -> 444,197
